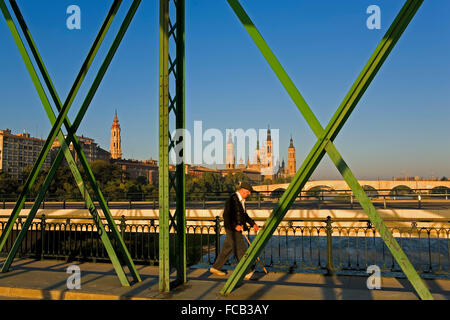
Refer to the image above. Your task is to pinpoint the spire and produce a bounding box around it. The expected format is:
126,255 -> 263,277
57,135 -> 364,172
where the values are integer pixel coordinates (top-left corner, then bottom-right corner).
267,124 -> 271,142
112,109 -> 120,128
111,110 -> 122,159
227,131 -> 233,144
289,135 -> 294,148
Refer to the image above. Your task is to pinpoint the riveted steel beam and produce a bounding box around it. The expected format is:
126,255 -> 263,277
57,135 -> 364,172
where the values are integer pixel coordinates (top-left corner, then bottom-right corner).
159,0 -> 171,293
0,0 -> 142,286
0,0 -> 128,285
159,0 -> 186,293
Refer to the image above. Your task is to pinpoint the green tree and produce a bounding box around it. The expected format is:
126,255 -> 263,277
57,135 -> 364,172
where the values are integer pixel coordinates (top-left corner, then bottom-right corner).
0,171 -> 20,199
89,160 -> 124,186
223,172 -> 249,192
201,172 -> 224,193
19,165 -> 51,197
136,175 -> 148,185
1,160 -> 161,202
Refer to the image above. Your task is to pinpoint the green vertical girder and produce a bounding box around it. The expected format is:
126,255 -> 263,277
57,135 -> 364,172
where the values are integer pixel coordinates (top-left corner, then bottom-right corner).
0,0 -> 142,285
159,0 -> 186,293
221,0 -> 433,300
159,0 -> 171,293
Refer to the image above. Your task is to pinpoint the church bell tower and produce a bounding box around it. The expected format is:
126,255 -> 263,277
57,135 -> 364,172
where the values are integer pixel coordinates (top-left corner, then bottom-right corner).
110,110 -> 122,159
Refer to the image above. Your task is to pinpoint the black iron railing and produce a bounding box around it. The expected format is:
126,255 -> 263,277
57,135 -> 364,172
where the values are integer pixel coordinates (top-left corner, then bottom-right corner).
0,215 -> 449,278
0,189 -> 450,210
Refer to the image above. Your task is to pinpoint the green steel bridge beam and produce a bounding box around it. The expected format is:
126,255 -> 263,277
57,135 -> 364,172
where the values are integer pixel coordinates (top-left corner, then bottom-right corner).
0,0 -> 129,285
2,0 -> 142,284
0,0 -> 142,285
159,0 -> 170,292
221,0 -> 433,300
0,0 -> 117,262
159,0 -> 186,293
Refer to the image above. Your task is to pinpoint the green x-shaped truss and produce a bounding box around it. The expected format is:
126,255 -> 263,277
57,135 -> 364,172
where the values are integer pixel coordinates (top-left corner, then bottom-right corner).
221,0 -> 433,300
0,0 -> 142,286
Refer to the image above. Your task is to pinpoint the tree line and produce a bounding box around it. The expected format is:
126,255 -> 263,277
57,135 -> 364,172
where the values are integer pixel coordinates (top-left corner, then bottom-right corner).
0,160 -> 156,201
0,160 -> 288,201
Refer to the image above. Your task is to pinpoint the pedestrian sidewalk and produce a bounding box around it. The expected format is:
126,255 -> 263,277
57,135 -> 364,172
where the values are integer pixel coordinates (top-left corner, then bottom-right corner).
0,258 -> 449,300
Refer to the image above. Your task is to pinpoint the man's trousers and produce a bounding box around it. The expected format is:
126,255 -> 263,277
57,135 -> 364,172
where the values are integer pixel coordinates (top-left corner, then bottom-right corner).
212,229 -> 248,270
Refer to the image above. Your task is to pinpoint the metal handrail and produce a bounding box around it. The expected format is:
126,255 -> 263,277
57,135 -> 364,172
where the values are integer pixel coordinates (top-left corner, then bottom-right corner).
0,192 -> 449,211
0,214 -> 449,277
1,215 -> 450,223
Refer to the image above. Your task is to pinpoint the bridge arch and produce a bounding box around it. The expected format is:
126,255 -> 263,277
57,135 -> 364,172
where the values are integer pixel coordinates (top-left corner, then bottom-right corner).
306,185 -> 335,197
389,185 -> 415,197
430,186 -> 450,198
362,185 -> 379,196
271,188 -> 286,198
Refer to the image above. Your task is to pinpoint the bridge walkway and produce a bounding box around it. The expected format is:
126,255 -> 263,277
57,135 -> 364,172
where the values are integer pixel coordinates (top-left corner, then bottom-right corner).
0,258 -> 449,300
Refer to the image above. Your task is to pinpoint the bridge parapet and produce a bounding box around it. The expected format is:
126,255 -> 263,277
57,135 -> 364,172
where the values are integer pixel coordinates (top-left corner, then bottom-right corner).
253,180 -> 450,194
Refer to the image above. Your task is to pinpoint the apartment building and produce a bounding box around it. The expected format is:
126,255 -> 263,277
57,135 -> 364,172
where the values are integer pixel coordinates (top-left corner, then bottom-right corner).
0,129 -> 51,180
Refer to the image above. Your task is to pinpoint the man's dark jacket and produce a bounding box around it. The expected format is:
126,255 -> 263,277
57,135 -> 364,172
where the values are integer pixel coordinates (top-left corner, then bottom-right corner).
223,193 -> 256,232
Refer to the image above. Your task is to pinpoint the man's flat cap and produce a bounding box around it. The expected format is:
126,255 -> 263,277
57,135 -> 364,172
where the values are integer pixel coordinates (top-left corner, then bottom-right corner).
240,181 -> 256,192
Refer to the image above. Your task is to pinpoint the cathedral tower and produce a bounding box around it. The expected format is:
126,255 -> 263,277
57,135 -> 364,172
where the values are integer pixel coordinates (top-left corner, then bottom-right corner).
110,111 -> 122,159
226,131 -> 235,169
288,136 -> 296,176
266,125 -> 272,168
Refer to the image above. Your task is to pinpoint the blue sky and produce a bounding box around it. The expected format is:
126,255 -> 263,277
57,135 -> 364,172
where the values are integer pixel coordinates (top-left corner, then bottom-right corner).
0,0 -> 449,180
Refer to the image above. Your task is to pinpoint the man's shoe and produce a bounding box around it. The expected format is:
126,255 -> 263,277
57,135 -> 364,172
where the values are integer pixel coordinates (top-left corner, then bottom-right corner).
209,267 -> 226,276
244,271 -> 254,280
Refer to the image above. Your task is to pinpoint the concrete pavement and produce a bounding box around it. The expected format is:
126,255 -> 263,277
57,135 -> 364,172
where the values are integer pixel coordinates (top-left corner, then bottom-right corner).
0,258 -> 449,300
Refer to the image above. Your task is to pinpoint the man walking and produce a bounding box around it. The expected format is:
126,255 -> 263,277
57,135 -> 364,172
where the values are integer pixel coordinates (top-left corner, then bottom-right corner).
209,182 -> 260,280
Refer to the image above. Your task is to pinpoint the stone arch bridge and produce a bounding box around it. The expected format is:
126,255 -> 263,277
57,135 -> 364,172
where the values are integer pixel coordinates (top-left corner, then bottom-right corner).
253,180 -> 450,196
